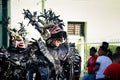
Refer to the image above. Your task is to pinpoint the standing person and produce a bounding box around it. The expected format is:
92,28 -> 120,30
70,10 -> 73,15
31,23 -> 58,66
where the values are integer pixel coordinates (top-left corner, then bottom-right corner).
115,46 -> 120,54
101,41 -> 112,60
22,9 -> 67,80
94,46 -> 112,80
45,26 -> 80,80
104,53 -> 120,80
24,25 -> 67,80
45,25 -> 67,80
6,27 -> 27,80
25,26 -> 64,80
22,8 -> 68,80
82,47 -> 98,80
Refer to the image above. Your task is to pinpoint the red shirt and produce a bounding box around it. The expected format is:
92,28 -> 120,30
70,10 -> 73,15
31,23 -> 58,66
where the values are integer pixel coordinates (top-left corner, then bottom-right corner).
87,55 -> 98,74
104,63 -> 120,80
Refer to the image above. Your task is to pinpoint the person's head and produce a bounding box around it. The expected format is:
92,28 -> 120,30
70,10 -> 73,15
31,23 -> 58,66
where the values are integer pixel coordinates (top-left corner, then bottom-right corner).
16,38 -> 26,48
12,34 -> 26,48
115,46 -> 120,54
112,53 -> 120,63
98,46 -> 108,56
8,28 -> 26,49
46,25 -> 67,47
102,41 -> 109,49
89,47 -> 97,56
51,38 -> 63,47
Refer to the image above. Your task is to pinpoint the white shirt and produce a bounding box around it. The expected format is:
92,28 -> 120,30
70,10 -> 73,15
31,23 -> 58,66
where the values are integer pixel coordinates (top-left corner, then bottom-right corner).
96,55 -> 112,79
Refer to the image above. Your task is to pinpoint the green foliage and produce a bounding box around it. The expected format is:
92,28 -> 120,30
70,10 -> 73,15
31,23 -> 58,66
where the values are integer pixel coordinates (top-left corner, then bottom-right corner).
109,45 -> 117,54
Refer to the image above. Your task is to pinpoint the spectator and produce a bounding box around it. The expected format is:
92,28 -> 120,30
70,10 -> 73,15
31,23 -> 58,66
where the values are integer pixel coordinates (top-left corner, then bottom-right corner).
101,41 -> 112,60
94,46 -> 112,80
104,53 -> 120,80
115,46 -> 120,54
82,47 -> 97,80
101,42 -> 109,48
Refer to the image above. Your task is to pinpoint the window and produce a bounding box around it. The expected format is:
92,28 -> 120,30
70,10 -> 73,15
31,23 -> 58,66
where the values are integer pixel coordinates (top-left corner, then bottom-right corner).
67,22 -> 85,36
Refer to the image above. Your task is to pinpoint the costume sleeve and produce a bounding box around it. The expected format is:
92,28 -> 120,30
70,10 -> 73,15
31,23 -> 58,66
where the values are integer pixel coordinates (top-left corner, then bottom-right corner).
38,38 -> 55,65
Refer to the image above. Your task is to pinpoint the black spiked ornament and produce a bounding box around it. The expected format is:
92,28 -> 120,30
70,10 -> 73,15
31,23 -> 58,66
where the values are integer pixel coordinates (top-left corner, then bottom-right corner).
23,9 -> 66,40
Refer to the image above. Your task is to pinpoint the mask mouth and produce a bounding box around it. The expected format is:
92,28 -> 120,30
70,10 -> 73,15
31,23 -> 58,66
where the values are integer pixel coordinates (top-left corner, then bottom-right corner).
17,41 -> 25,48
